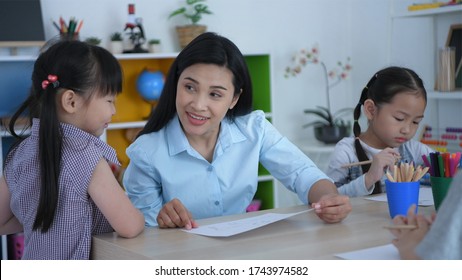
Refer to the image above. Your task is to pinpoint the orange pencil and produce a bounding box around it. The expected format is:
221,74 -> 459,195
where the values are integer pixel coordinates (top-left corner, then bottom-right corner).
76,20 -> 84,33
443,153 -> 450,177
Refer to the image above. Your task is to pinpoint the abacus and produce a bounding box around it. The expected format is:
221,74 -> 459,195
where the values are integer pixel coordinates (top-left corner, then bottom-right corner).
420,125 -> 462,152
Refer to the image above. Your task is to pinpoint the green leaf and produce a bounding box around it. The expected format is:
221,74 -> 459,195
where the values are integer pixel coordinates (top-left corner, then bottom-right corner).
169,7 -> 186,18
195,4 -> 207,11
202,9 -> 212,15
190,14 -> 201,24
170,1 -> 212,24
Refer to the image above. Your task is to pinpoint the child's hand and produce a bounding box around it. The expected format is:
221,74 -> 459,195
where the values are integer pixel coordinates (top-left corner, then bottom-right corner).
365,148 -> 400,188
388,205 -> 431,259
156,198 -> 199,230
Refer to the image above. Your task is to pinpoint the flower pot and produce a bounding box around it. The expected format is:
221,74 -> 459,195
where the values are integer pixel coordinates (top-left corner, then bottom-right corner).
109,41 -> 124,54
314,125 -> 350,144
148,43 -> 161,53
175,25 -> 207,49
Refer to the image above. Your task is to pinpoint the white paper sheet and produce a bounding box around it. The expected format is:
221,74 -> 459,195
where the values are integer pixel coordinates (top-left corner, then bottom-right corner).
335,244 -> 400,260
183,209 -> 313,237
365,187 -> 434,206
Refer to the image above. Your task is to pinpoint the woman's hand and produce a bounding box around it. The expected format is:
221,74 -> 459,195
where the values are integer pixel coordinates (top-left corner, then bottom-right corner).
157,198 -> 199,229
389,205 -> 431,259
365,148 -> 400,188
311,193 -> 352,223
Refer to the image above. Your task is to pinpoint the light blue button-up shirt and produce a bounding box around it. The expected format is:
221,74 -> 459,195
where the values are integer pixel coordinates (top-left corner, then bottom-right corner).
123,110 -> 330,226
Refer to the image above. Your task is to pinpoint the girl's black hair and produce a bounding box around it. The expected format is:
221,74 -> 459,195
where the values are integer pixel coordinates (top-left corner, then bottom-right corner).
353,66 -> 427,194
5,40 -> 122,232
137,32 -> 253,137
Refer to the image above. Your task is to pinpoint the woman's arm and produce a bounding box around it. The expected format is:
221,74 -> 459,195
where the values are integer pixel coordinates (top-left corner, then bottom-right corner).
308,179 -> 352,223
0,176 -> 23,235
123,150 -> 164,227
88,159 -> 145,238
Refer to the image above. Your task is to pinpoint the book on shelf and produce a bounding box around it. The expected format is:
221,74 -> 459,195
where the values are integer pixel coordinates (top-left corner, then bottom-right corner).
408,2 -> 443,11
408,1 -> 462,11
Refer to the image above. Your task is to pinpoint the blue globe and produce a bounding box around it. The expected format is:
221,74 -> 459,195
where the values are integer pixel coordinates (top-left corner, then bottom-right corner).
136,69 -> 164,102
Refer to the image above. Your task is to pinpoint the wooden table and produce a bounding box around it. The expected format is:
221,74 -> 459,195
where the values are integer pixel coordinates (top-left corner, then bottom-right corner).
91,197 -> 434,260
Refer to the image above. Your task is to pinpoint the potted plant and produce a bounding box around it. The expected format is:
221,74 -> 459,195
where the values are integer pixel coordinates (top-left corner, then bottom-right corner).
84,36 -> 101,46
285,44 -> 353,144
169,0 -> 212,49
148,39 -> 161,53
109,32 -> 124,54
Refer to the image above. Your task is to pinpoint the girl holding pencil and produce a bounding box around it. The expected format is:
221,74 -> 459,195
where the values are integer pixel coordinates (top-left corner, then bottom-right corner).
326,67 -> 434,197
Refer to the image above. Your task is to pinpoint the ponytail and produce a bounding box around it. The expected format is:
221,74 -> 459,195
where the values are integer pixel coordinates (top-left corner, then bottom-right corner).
353,74 -> 382,194
34,84 -> 62,232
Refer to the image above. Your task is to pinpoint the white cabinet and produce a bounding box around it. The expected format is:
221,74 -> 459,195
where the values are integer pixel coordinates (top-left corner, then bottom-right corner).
389,3 -> 462,153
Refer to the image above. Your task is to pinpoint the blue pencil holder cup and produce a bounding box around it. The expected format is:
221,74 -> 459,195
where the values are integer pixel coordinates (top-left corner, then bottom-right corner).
385,180 -> 420,219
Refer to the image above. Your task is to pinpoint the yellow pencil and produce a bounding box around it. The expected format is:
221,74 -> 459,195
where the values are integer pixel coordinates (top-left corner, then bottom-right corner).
385,170 -> 395,182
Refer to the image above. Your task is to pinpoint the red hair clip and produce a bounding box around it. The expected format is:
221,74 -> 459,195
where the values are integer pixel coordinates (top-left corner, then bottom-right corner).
41,74 -> 60,90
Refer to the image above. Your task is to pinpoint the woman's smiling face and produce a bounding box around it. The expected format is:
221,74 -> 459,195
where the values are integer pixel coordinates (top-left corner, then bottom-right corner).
175,63 -> 239,142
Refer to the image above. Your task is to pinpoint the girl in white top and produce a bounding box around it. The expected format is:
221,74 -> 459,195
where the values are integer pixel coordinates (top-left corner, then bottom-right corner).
326,67 -> 433,197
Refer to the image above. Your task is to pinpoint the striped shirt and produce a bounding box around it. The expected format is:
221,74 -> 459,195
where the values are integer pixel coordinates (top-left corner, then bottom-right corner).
4,119 -> 119,259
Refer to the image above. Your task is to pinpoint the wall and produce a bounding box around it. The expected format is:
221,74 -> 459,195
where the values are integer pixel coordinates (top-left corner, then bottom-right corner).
30,0 -> 390,143
1,0 -> 396,206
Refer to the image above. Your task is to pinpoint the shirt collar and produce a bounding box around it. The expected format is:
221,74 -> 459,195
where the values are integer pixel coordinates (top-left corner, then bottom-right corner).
166,114 -> 247,157
166,115 -> 190,156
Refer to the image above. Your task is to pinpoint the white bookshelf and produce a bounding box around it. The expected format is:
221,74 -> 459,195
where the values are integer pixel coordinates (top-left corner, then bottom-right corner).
389,2 -> 462,152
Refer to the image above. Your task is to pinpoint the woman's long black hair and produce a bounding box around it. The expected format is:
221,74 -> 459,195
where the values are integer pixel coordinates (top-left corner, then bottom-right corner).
5,40 -> 122,232
137,32 -> 253,137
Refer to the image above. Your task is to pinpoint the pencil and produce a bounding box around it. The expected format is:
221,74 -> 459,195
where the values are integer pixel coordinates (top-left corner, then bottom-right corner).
382,225 -> 417,230
341,160 -> 372,168
51,20 -> 61,32
385,170 -> 395,182
76,20 -> 84,33
341,155 -> 401,169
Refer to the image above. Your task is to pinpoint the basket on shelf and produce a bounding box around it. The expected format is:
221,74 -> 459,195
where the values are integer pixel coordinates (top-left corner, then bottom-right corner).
175,25 -> 207,49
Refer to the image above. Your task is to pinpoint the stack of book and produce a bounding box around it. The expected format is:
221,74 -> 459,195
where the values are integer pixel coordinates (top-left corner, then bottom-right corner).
408,2 -> 444,11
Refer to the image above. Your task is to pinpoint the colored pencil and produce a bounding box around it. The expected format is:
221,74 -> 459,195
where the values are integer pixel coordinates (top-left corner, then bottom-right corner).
76,20 -> 84,33
341,160 -> 372,168
383,225 -> 417,230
